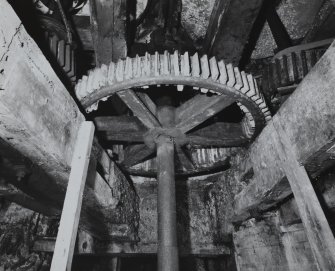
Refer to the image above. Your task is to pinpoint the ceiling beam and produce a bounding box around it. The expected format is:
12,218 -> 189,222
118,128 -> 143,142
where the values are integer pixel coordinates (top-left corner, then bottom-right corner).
204,0 -> 264,65
89,0 -> 127,65
233,40 -> 335,222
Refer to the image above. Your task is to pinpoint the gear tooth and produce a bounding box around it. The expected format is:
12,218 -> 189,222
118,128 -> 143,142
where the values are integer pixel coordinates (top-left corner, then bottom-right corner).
172,50 -> 180,76
218,60 -> 227,84
191,52 -> 200,77
209,57 -> 219,80
201,88 -> 209,93
182,52 -> 190,76
116,59 -> 124,82
177,85 -> 184,91
75,80 -> 82,98
200,54 -> 210,79
246,74 -> 256,98
79,75 -> 88,98
162,50 -> 170,75
154,51 -> 160,76
134,54 -> 141,78
100,64 -> 108,87
254,78 -> 260,95
144,52 -> 151,76
86,70 -> 94,94
108,62 -> 116,84
125,57 -> 133,79
240,71 -> 250,94
86,101 -> 99,113
226,64 -> 235,87
234,67 -> 243,90
90,68 -> 99,91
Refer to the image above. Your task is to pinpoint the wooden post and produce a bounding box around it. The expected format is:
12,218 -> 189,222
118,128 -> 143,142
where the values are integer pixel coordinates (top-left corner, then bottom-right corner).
272,121 -> 335,270
50,121 -> 95,271
156,135 -> 179,271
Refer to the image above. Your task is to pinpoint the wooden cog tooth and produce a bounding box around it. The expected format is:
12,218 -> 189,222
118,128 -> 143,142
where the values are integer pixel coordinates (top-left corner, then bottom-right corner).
86,70 -> 94,94
78,75 -> 88,98
209,57 -> 219,81
134,55 -> 141,78
226,64 -> 236,87
108,62 -> 116,84
234,67 -> 243,90
246,74 -> 256,98
91,68 -> 101,91
154,52 -> 160,76
182,52 -> 190,76
144,52 -> 151,76
125,57 -> 133,79
200,55 -> 210,79
75,80 -> 82,98
201,88 -> 209,93
172,50 -> 180,76
116,60 -> 124,82
100,64 -> 108,87
240,71 -> 249,94
191,52 -> 200,77
218,60 -> 228,84
162,50 -> 170,75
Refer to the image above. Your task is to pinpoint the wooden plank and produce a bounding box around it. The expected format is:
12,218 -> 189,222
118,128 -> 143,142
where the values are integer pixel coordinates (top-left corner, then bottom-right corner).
175,94 -> 235,133
50,122 -> 95,271
271,121 -> 335,270
234,40 -> 335,221
89,0 -> 127,64
204,0 -> 264,64
117,90 -> 161,129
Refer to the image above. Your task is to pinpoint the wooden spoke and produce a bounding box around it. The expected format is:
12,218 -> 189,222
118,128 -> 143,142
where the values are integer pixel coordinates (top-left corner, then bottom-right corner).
175,94 -> 235,133
186,122 -> 248,147
94,116 -> 146,142
121,144 -> 155,168
117,90 -> 161,129
136,92 -> 158,117
176,146 -> 196,171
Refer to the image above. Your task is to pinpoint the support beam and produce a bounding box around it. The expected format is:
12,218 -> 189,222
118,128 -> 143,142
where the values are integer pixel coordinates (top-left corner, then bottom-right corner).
89,0 -> 127,64
50,122 -> 95,271
271,121 -> 335,270
156,136 -> 179,271
0,1 -> 138,240
204,0 -> 264,64
234,41 -> 335,220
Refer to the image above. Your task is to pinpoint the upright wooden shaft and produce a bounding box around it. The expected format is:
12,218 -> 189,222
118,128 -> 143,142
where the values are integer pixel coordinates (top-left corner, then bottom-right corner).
157,136 -> 179,271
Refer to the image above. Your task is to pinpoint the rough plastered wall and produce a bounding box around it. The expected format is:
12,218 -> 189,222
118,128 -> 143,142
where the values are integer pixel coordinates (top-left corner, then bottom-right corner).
233,207 -> 318,271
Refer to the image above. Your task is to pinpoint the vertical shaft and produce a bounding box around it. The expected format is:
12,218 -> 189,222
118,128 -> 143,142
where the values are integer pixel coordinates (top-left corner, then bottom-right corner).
157,135 -> 179,271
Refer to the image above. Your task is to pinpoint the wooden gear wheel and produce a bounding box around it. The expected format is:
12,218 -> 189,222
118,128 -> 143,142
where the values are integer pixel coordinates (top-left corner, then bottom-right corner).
75,51 -> 271,176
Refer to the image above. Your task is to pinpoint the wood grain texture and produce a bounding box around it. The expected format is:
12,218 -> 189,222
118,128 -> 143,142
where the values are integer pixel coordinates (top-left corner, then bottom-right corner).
50,122 -> 95,271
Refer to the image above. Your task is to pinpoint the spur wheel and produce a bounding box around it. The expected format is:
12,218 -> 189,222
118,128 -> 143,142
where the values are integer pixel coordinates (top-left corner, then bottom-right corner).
75,51 -> 271,176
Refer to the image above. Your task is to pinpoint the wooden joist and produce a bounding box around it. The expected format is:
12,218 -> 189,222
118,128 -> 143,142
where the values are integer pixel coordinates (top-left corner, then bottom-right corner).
234,40 -> 335,222
0,1 -> 137,240
270,121 -> 335,270
204,0 -> 264,64
233,40 -> 335,267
